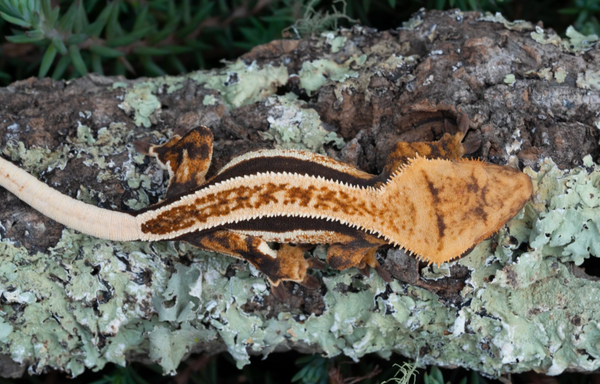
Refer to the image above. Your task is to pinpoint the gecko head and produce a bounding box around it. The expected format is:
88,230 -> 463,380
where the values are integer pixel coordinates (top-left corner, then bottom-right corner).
384,157 -> 533,265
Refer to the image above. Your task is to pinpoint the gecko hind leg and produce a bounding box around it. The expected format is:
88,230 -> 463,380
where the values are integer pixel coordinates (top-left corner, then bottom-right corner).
288,244 -> 327,271
361,248 -> 392,282
180,230 -> 319,289
136,126 -> 214,199
306,257 -> 327,271
326,233 -> 390,281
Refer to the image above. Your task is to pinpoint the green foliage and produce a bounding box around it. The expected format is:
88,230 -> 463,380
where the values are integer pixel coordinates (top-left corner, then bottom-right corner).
423,367 -> 446,384
88,365 -> 149,384
381,361 -> 419,384
285,0 -> 358,38
0,0 -> 309,82
560,0 -> 600,35
421,366 -> 490,384
291,355 -> 329,384
0,0 -> 598,85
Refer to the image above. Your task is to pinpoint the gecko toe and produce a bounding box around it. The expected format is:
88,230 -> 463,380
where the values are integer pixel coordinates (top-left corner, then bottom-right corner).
307,258 -> 326,270
271,282 -> 291,301
375,264 -> 392,282
463,138 -> 481,154
457,114 -> 470,135
133,140 -> 153,155
357,265 -> 371,278
299,275 -> 321,290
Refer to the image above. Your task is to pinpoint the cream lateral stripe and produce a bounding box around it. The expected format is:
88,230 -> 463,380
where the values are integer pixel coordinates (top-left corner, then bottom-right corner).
0,157 -> 142,241
216,149 -> 373,179
233,229 -> 352,244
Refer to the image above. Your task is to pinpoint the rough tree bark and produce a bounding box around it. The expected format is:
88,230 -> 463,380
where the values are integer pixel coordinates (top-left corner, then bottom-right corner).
0,9 -> 599,379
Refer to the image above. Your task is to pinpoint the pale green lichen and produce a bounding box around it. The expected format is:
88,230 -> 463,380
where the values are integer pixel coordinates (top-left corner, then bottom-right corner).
118,83 -> 162,128
576,70 -> 600,91
118,59 -> 287,122
202,95 -> 217,106
488,14 -> 598,56
382,361 -> 419,384
382,54 -> 418,70
0,121 -> 254,375
322,32 -> 346,53
525,68 -> 553,81
503,74 -> 516,86
5,130 -> 600,378
554,68 -> 567,83
539,68 -> 553,81
421,264 -> 451,280
148,323 -> 212,374
298,59 -> 360,96
526,158 -> 600,265
72,122 -> 134,170
189,60 -> 288,109
330,36 -> 346,53
453,157 -> 600,375
529,24 -> 598,54
114,37 -> 404,129
261,94 -> 345,153
0,230 -> 220,376
400,13 -> 423,30
1,122 -> 133,177
118,73 -> 195,127
563,26 -> 599,53
530,26 -> 561,46
2,141 -> 69,176
306,51 -> 412,107
477,12 -> 534,31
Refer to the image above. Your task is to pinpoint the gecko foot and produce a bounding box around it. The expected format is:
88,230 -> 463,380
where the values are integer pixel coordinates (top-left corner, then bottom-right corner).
270,274 -> 320,301
298,275 -> 320,290
307,258 -> 326,270
357,265 -> 371,278
271,283 -> 291,301
374,263 -> 392,282
133,139 -> 153,155
462,138 -> 481,154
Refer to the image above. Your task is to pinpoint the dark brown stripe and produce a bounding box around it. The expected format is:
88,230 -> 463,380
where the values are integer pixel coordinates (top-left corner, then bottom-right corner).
422,171 -> 446,244
221,216 -> 364,236
176,216 -> 364,239
204,155 -> 383,189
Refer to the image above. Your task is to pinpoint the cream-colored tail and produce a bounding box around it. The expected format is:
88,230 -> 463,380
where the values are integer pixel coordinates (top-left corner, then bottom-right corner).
0,156 -> 143,241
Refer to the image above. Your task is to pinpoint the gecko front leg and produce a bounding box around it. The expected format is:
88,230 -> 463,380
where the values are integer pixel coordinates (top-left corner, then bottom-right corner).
384,114 -> 472,175
135,125 -> 214,199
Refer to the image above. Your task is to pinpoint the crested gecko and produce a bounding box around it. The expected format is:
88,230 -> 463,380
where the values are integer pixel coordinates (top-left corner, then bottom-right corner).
0,115 -> 532,290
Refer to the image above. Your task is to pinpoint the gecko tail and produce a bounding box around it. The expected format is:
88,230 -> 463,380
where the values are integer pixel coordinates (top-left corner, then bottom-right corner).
0,156 -> 143,241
